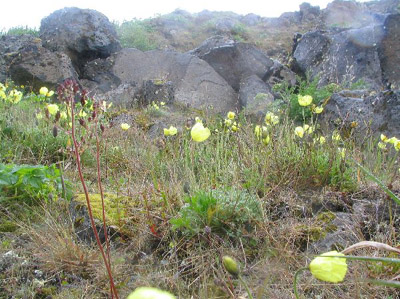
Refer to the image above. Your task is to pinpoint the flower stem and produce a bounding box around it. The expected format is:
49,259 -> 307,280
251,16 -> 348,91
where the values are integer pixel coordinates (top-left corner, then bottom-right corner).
238,274 -> 254,299
70,100 -> 118,298
293,267 -> 308,299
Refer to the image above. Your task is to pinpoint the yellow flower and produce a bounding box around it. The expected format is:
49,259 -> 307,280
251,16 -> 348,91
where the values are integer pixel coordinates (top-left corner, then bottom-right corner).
388,137 -> 398,144
47,104 -> 59,116
39,87 -> 49,96
303,124 -> 314,134
60,111 -> 67,120
160,101 -> 166,106
36,113 -> 43,120
231,123 -> 238,132
47,90 -> 54,97
309,251 -> 347,283
78,110 -> 87,118
195,117 -> 202,123
127,287 -> 176,299
338,147 -> 346,158
120,123 -> 130,130
262,135 -> 270,145
227,111 -> 235,120
191,122 -> 210,142
298,95 -> 313,106
380,134 -> 388,143
0,83 -> 5,91
332,131 -> 341,142
224,119 -> 232,126
8,90 -> 22,104
164,126 -> 177,136
319,136 -> 326,144
394,140 -> 400,151
377,142 -> 387,150
265,112 -> 279,125
222,256 -> 239,276
295,126 -> 304,138
313,106 -> 324,114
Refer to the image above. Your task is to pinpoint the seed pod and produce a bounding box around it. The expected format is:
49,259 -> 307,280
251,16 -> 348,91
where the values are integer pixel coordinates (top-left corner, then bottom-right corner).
100,124 -> 105,133
79,118 -> 86,128
55,110 -> 61,122
222,256 -> 239,276
92,110 -> 96,119
52,125 -> 58,137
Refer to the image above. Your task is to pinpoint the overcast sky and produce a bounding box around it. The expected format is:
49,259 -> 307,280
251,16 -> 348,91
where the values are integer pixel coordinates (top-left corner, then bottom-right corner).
2,0 -> 369,31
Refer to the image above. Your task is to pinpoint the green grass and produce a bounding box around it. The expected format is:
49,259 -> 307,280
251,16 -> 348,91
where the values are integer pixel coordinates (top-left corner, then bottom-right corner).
0,79 -> 399,298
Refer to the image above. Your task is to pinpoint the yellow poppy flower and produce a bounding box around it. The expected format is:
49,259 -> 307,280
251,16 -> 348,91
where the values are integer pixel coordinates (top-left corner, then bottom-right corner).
298,95 -> 313,106
377,142 -> 387,150
309,251 -> 347,283
224,119 -> 232,126
388,137 -> 398,144
227,111 -> 235,120
164,126 -> 177,136
120,123 -> 130,130
319,136 -> 326,144
39,87 -> 49,96
78,110 -> 87,118
47,104 -> 59,116
394,140 -> 400,151
265,112 -> 279,125
313,106 -> 324,114
127,287 -> 176,299
191,122 -> 210,142
36,113 -> 43,120
60,111 -> 67,120
295,126 -> 304,138
380,134 -> 388,143
262,135 -> 270,145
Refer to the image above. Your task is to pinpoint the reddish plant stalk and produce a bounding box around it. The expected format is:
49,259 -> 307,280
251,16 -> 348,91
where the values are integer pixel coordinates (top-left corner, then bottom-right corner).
95,117 -> 113,297
69,98 -> 119,298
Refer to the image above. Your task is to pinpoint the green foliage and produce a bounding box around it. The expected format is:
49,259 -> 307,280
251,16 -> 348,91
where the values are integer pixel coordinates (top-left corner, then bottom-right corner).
115,19 -> 160,51
0,26 -> 39,36
170,188 -> 262,237
0,163 -> 72,201
273,76 -> 340,121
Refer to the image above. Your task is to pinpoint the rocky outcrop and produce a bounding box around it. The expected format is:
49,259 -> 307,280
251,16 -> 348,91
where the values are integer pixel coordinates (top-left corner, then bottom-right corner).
320,90 -> 400,137
40,7 -> 121,76
292,26 -> 384,90
8,40 -> 77,90
191,37 -> 274,91
239,75 -> 274,120
82,48 -> 238,112
378,14 -> 400,89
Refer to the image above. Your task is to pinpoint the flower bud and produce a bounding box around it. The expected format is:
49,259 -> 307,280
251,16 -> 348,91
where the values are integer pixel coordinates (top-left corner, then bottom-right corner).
52,125 -> 58,137
55,111 -> 61,122
79,118 -> 86,128
222,256 -> 239,276
100,124 -> 105,133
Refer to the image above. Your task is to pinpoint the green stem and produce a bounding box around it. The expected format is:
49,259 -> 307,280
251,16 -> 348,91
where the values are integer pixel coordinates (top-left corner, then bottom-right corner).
293,267 -> 308,299
239,274 -> 254,299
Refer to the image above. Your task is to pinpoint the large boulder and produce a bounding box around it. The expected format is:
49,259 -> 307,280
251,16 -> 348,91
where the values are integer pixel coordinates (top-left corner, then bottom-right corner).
239,75 -> 274,120
378,14 -> 400,89
190,37 -> 274,91
292,26 -> 384,90
320,90 -> 400,137
82,48 -> 238,112
8,41 -> 77,90
0,35 -> 42,83
40,7 -> 121,75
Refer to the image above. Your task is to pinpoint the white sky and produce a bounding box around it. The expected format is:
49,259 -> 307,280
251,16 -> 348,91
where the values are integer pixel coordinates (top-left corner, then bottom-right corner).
3,0 -> 369,31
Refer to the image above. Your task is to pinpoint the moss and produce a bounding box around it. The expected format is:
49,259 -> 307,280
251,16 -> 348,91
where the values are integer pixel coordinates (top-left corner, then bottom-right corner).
296,224 -> 327,242
74,193 -> 129,227
35,286 -> 57,298
316,211 -> 336,223
0,221 -> 18,232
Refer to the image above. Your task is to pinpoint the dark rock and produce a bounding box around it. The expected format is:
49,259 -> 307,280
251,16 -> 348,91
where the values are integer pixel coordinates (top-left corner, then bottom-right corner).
187,35 -> 235,57
192,39 -> 274,91
143,80 -> 174,106
83,48 -> 238,112
320,90 -> 400,137
8,42 -> 77,90
292,26 -> 384,90
309,212 -> 362,253
263,59 -> 297,87
239,75 -> 274,120
40,7 -> 121,76
0,35 -> 42,82
100,83 -> 141,108
215,18 -> 238,33
299,2 -> 321,21
378,14 -> 400,89
323,0 -> 383,29
241,13 -> 261,26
